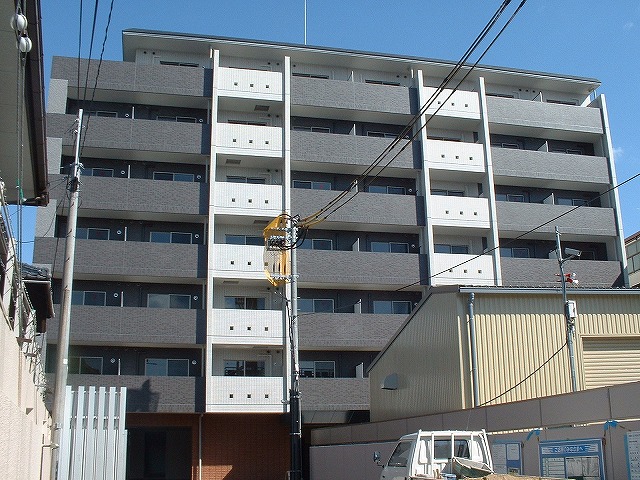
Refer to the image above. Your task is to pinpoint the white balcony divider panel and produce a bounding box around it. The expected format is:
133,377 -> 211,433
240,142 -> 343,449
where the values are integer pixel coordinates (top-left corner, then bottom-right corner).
207,376 -> 285,413
218,67 -> 283,100
216,123 -> 283,156
425,140 -> 485,173
210,308 -> 284,345
423,87 -> 480,119
429,195 -> 490,228
431,253 -> 495,285
214,182 -> 283,216
212,244 -> 265,279
58,386 -> 127,480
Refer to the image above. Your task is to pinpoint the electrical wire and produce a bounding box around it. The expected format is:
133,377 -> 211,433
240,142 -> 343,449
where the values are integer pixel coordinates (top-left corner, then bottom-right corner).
397,171 -> 640,291
299,0 -> 525,227
82,0 -> 100,104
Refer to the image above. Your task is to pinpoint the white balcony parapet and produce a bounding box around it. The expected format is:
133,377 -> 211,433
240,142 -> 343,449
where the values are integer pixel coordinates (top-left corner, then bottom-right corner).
432,253 -> 495,286
207,376 -> 285,413
209,309 -> 283,346
214,181 -> 283,217
216,123 -> 283,157
425,139 -> 485,173
429,195 -> 490,229
212,244 -> 265,279
218,67 -> 283,101
424,87 -> 480,119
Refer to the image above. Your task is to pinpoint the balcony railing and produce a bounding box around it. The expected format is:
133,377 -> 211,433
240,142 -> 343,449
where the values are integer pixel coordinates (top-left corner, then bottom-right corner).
212,244 -> 265,279
429,195 -> 490,229
218,67 -> 283,101
214,181 -> 282,217
424,87 -> 480,119
207,376 -> 285,413
215,123 -> 283,157
431,253 -> 495,286
209,309 -> 283,345
425,139 -> 485,173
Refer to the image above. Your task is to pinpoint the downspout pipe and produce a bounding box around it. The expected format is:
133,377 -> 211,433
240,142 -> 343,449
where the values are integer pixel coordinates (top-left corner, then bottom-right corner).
468,293 -> 480,407
199,414 -> 203,480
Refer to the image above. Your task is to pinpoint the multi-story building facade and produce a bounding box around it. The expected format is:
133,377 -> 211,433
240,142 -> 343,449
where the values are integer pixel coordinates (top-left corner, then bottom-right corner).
626,231 -> 640,287
34,29 -> 627,478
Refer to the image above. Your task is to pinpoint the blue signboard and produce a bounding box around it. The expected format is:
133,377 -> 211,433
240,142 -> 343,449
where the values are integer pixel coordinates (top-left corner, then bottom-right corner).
539,438 -> 605,480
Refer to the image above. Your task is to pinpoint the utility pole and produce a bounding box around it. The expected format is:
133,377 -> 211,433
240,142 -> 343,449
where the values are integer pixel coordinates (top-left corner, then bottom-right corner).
50,109 -> 83,480
555,226 -> 579,393
288,219 -> 302,480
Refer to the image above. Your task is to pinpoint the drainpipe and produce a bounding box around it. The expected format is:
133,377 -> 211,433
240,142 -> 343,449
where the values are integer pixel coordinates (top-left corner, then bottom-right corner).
198,414 -> 203,480
468,293 -> 480,407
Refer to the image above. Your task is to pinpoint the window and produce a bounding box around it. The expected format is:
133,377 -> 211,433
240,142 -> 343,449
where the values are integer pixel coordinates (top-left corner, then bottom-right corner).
76,227 -> 110,240
433,439 -> 471,460
145,358 -> 189,376
299,238 -> 333,250
153,171 -> 195,182
370,241 -> 409,253
431,189 -> 465,197
226,175 -> 267,184
496,193 -> 526,202
82,167 -> 114,177
225,234 -> 264,246
224,297 -> 266,310
159,60 -> 199,68
87,110 -> 117,118
387,442 -> 412,468
69,356 -> 103,375
292,72 -> 329,79
300,361 -> 335,378
556,197 -> 588,206
292,125 -> 331,133
434,244 -> 469,254
147,293 -> 191,309
293,180 -> 332,190
365,79 -> 401,86
227,119 -> 267,126
224,360 -> 266,377
373,300 -> 412,314
71,290 -> 106,306
297,298 -> 334,313
500,247 -> 530,258
150,231 -> 193,244
367,185 -> 406,195
156,115 -> 197,123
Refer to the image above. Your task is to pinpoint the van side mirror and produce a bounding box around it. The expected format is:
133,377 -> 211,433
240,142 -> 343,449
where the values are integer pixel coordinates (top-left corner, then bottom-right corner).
373,451 -> 382,466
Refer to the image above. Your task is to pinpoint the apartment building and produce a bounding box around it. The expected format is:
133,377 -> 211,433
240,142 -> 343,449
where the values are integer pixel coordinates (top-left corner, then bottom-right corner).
34,29 -> 627,479
626,231 -> 640,287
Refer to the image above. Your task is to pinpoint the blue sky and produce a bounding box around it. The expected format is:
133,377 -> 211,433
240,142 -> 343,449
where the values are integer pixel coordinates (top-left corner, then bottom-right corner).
22,1 -> 640,261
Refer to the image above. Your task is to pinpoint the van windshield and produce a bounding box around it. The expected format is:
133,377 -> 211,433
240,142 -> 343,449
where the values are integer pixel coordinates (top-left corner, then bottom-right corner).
388,441 -> 412,467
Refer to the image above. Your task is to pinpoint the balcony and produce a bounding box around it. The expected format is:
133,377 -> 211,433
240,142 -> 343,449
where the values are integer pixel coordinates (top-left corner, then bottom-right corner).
486,96 -> 603,137
214,181 -> 282,217
215,123 -> 282,157
47,305 -> 205,346
291,76 -> 415,118
33,237 -> 206,281
212,244 -> 264,279
207,376 -> 285,413
423,87 -> 480,120
298,313 -> 406,350
496,202 -> 617,238
218,67 -> 282,101
291,130 -> 417,172
424,139 -> 485,173
51,57 -> 211,101
500,257 -> 624,288
429,195 -> 490,229
431,253 -> 495,286
209,309 -> 283,346
63,374 -> 204,413
297,250 -> 423,289
47,113 -> 210,157
491,147 -> 611,189
48,174 -> 207,218
292,189 -> 423,231
299,378 -> 370,413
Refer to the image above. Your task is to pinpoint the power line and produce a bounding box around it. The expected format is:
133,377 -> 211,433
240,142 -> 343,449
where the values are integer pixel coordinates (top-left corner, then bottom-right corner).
397,171 -> 640,291
299,0 -> 526,228
82,0 -> 101,104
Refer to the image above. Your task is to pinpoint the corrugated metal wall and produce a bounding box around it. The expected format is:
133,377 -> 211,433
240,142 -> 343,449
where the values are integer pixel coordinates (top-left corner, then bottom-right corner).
583,337 -> 640,389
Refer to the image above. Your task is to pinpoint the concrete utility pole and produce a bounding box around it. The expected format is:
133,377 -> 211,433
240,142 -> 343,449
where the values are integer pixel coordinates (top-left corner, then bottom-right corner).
288,220 -> 303,480
555,226 -> 579,393
50,109 -> 83,480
